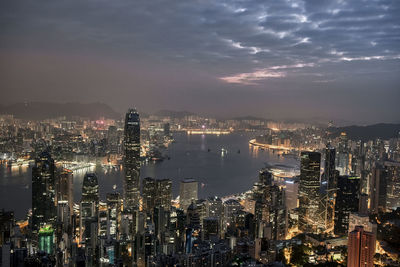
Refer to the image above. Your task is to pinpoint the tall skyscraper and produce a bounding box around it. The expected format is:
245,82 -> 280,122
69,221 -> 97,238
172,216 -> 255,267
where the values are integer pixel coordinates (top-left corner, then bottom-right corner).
348,226 -> 375,267
179,179 -> 198,211
324,144 -> 337,231
142,177 -> 172,214
334,175 -> 360,235
384,161 -> 400,210
32,151 -> 56,234
369,164 -> 387,214
298,151 -> 322,233
124,108 -> 141,210
80,173 -> 99,245
55,168 -> 73,216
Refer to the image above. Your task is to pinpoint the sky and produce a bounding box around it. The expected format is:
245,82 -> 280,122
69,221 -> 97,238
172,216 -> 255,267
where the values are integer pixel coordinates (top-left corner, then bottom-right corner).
0,0 -> 399,123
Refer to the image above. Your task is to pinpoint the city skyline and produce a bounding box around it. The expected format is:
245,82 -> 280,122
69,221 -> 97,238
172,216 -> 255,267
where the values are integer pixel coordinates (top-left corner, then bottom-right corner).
1,0 -> 400,123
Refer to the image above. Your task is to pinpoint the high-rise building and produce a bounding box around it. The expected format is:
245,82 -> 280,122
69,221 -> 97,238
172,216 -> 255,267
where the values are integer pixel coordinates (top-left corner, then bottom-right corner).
142,177 -> 172,214
259,168 -> 273,186
80,173 -> 99,245
337,132 -> 349,175
32,151 -> 56,234
106,192 -> 121,239
55,168 -> 73,216
124,108 -> 141,210
298,151 -> 322,233
384,161 -> 400,210
369,165 -> 387,214
347,226 -> 375,267
334,176 -> 360,235
179,179 -> 198,211
107,125 -> 119,153
324,145 -> 337,232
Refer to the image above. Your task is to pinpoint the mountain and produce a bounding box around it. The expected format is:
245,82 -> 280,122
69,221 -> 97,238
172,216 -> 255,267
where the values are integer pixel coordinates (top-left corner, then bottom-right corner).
328,123 -> 400,141
0,102 -> 121,120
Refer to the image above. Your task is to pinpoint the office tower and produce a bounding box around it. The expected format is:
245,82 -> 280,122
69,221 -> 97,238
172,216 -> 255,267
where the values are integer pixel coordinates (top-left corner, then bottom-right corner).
324,145 -> 337,231
384,161 -> 400,210
179,179 -> 198,211
253,169 -> 287,240
142,177 -> 157,214
107,125 -> 119,153
223,199 -> 243,227
56,168 -> 73,216
334,176 -> 360,235
298,151 -> 322,233
369,165 -> 387,214
80,173 -> 99,245
124,108 -> 141,210
337,132 -> 349,175
348,226 -> 375,267
156,179 -> 172,211
106,193 -> 121,240
32,151 -> 56,234
284,179 -> 299,210
203,217 -> 219,240
142,178 -> 172,214
259,168 -> 273,186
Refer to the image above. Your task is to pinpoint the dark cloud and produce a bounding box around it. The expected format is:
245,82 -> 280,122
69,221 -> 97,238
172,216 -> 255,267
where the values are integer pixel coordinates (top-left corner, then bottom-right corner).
0,0 -> 399,123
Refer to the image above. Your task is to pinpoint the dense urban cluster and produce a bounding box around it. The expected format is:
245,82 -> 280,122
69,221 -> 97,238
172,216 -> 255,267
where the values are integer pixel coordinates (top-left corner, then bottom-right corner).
0,110 -> 400,267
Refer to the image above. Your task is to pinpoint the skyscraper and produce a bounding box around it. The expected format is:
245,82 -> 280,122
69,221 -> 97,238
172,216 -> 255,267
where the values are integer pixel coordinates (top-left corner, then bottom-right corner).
55,168 -> 73,216
324,144 -> 337,232
348,226 -> 375,267
142,177 -> 172,214
369,164 -> 387,214
80,173 -> 99,246
32,151 -> 56,234
179,179 -> 198,211
124,108 -> 141,210
334,175 -> 360,235
298,151 -> 322,233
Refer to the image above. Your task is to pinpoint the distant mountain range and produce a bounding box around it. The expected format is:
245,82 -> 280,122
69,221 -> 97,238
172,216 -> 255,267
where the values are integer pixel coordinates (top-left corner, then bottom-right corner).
0,102 -> 121,120
329,123 -> 400,141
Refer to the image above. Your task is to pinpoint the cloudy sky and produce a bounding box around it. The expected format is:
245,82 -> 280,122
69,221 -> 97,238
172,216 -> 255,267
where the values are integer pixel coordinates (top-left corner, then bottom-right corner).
0,0 -> 399,123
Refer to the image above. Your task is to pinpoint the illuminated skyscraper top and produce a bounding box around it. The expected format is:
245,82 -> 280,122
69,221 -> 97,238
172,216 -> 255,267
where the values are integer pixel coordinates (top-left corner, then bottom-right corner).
124,108 -> 141,210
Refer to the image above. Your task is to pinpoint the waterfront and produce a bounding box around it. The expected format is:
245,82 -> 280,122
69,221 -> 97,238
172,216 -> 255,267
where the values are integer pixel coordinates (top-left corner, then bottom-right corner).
0,132 -> 298,219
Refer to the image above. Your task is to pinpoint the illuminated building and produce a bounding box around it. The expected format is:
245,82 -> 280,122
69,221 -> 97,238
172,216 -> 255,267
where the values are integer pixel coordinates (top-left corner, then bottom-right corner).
107,125 -> 119,153
55,168 -> 73,216
179,179 -> 198,211
337,132 -> 349,175
142,177 -> 172,214
38,225 -> 54,254
253,169 -> 287,240
223,199 -> 243,227
324,144 -> 337,231
124,108 -> 141,210
298,151 -> 322,233
334,176 -> 360,236
32,151 -> 56,234
80,173 -> 99,245
106,193 -> 121,240
347,226 -> 375,267
384,160 -> 400,210
369,164 -> 386,214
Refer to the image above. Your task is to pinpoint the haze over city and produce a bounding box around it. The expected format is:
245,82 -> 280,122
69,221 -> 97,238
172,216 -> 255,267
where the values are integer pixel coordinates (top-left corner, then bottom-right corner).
1,0 -> 399,123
